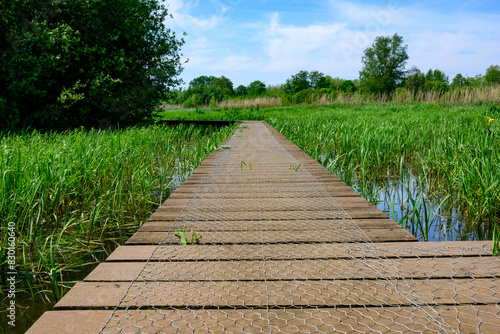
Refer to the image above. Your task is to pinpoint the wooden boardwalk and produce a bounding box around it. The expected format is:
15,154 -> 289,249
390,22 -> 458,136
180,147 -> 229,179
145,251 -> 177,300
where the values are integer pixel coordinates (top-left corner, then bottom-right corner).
28,121 -> 500,333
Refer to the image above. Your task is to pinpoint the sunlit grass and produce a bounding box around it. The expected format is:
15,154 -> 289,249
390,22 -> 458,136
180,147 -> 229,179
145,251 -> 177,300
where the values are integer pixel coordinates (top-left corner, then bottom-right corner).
0,123 -> 235,305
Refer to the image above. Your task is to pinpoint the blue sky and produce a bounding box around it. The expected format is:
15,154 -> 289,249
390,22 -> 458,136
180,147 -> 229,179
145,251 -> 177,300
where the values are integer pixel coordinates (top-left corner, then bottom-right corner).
165,0 -> 500,88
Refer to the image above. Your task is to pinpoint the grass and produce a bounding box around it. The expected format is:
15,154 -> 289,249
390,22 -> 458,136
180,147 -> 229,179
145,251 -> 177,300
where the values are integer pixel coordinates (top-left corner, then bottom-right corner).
162,85 -> 500,111
159,103 -> 500,242
0,123 -> 235,331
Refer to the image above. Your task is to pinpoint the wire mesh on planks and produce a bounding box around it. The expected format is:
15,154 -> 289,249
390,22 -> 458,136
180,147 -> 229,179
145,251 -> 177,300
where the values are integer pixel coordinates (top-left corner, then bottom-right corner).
99,121 -> 500,333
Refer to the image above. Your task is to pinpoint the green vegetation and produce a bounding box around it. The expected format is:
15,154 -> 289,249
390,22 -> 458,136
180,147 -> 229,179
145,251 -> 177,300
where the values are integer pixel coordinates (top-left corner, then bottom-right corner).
174,226 -> 202,245
1,0 -> 184,131
359,33 -> 409,93
0,124 -> 234,316
161,104 -> 499,242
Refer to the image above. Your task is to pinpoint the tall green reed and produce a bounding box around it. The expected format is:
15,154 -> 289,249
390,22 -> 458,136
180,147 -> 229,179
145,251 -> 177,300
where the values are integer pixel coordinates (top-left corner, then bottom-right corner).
265,104 -> 499,241
0,123 -> 235,302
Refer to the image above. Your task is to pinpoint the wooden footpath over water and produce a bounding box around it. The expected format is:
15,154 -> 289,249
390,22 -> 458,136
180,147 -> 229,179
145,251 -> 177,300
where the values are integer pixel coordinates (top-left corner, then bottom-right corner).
28,121 -> 500,333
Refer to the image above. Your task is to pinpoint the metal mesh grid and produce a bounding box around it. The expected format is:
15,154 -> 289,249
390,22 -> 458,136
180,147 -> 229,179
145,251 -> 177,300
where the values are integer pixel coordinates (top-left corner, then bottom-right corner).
99,121 -> 500,333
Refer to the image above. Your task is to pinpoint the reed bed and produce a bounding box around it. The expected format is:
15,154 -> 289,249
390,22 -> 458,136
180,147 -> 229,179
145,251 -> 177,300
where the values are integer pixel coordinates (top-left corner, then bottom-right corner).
218,97 -> 283,109
203,85 -> 500,109
265,104 -> 499,241
0,124 -> 235,305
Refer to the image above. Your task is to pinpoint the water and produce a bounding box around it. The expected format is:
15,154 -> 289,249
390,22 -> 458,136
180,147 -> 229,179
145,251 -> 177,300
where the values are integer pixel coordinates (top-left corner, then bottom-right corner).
0,244 -> 115,334
374,177 -> 464,241
351,172 -> 480,242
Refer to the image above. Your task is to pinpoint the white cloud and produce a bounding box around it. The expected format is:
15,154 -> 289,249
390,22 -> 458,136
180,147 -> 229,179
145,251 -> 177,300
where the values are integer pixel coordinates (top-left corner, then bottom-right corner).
258,13 -> 348,72
328,0 -> 404,26
164,0 -> 223,31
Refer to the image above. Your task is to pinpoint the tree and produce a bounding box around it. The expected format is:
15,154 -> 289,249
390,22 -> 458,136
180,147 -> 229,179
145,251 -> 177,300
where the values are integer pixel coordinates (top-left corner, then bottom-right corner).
338,80 -> 356,93
308,71 -> 329,89
210,76 -> 234,97
189,76 -> 216,88
247,81 -> 266,96
0,0 -> 185,130
404,66 -> 426,92
423,69 -> 449,92
425,69 -> 449,85
325,76 -> 344,90
284,71 -> 311,95
485,65 -> 500,85
451,73 -> 467,88
235,85 -> 248,97
359,33 -> 409,93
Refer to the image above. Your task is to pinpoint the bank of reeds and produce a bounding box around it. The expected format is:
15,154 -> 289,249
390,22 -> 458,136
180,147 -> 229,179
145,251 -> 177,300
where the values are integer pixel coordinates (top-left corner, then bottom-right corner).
218,97 -> 283,109
266,104 -> 499,241
206,85 -> 500,109
0,124 -> 235,303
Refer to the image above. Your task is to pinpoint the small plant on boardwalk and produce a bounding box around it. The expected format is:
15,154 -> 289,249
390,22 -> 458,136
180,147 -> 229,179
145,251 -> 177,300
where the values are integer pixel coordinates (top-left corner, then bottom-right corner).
241,161 -> 253,170
174,226 -> 202,245
289,163 -> 301,171
493,223 -> 500,257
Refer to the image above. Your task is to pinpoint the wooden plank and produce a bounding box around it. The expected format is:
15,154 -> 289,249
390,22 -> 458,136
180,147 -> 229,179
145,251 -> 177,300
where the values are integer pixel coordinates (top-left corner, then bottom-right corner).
28,306 -> 500,334
163,188 -> 362,200
158,197 -> 375,207
55,278 -> 500,309
25,310 -> 113,334
85,257 -> 500,282
151,201 -> 378,213
147,208 -> 390,221
125,229 -> 416,245
138,219 -> 403,232
106,241 -> 494,262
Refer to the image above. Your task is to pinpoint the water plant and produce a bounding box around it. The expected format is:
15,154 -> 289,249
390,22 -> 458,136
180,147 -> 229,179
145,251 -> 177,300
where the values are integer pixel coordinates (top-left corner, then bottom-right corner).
0,123 -> 235,325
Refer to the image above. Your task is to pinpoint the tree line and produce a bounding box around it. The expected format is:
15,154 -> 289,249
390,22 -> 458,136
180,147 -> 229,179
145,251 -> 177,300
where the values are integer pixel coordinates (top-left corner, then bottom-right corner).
169,34 -> 500,107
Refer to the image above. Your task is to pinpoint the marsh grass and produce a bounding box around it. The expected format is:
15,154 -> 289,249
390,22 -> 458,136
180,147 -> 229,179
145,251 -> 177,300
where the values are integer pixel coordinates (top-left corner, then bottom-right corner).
166,85 -> 500,111
0,124 -> 235,307
269,105 -> 499,241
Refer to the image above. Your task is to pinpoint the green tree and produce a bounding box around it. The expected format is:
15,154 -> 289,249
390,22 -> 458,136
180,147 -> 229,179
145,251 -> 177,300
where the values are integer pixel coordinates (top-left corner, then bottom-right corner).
247,80 -> 267,96
189,76 -> 216,88
404,66 -> 426,92
284,71 -> 311,95
308,71 -> 329,89
1,0 -> 185,130
423,69 -> 449,92
235,85 -> 248,96
451,73 -> 467,88
425,69 -> 449,85
210,76 -> 234,97
485,65 -> 500,85
325,76 -> 344,90
359,33 -> 409,93
338,80 -> 356,93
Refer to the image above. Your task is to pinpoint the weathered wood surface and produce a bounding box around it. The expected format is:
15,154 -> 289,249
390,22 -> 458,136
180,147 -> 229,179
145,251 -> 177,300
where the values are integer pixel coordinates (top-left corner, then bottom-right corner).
28,121 -> 500,334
